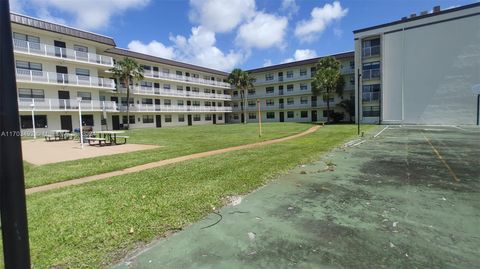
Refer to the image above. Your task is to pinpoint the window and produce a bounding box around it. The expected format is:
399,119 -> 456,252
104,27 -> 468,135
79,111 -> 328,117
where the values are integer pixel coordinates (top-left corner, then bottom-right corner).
193,114 -> 201,121
163,84 -> 171,90
74,45 -> 88,53
192,87 -> 200,93
300,97 -> 308,104
77,92 -> 92,100
121,97 -> 134,106
142,98 -> 153,105
177,85 -> 183,91
301,111 -> 308,118
362,38 -> 380,57
82,115 -> 94,126
233,114 -> 239,120
287,111 -> 294,118
142,115 -> 154,123
300,83 -> 308,91
266,87 -> 274,94
122,115 -> 135,124
20,115 -> 47,129
217,102 -> 223,107
18,89 -> 44,101
310,67 -> 316,78
363,106 -> 380,117
248,89 -> 255,95
192,101 -> 200,106
286,70 -> 293,78
164,99 -> 171,106
176,70 -> 183,77
248,100 -> 256,107
249,113 -> 256,119
165,115 -> 172,122
287,98 -> 294,105
177,100 -> 184,106
178,115 -> 185,122
323,110 -> 334,117
266,112 -> 275,119
350,61 -> 355,69
300,68 -> 307,76
323,96 -> 334,102
362,84 -> 381,101
287,85 -> 294,92
266,99 -> 274,106
16,60 -> 42,71
140,81 -> 152,89
362,62 -> 380,80
218,115 -> 223,120
205,101 -> 212,107
233,91 -> 239,96
205,114 -> 212,121
13,33 -> 40,50
142,65 -> 151,72
265,73 -> 274,81
162,68 -> 170,75
76,68 -> 90,81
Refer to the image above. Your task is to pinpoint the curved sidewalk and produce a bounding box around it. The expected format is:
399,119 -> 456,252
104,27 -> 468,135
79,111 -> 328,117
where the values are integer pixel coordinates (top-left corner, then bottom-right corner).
26,125 -> 321,195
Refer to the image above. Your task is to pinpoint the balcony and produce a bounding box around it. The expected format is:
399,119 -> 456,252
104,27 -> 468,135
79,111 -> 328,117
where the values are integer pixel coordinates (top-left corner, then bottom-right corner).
233,103 -> 325,111
18,98 -> 117,112
232,89 -> 312,99
119,104 -> 233,113
13,39 -> 114,67
143,71 -> 231,89
362,69 -> 380,80
118,86 -> 231,100
362,92 -> 380,102
16,69 -> 116,90
254,75 -> 310,86
362,45 -> 380,58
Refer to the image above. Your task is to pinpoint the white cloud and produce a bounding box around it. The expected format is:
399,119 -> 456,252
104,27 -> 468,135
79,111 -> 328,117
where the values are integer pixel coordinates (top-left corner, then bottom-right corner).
189,0 -> 256,33
127,40 -> 175,59
28,0 -> 150,31
281,0 -> 299,17
128,27 -> 245,71
9,0 -> 25,13
282,49 -> 317,63
295,1 -> 348,42
263,59 -> 273,67
333,27 -> 343,37
236,12 -> 288,49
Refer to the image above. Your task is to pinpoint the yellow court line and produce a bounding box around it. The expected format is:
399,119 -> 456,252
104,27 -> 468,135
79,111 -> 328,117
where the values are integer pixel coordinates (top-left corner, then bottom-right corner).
423,134 -> 460,182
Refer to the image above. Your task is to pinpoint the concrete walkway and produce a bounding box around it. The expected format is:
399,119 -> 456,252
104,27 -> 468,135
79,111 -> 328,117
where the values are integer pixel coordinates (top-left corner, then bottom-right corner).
112,125 -> 479,269
26,125 -> 320,195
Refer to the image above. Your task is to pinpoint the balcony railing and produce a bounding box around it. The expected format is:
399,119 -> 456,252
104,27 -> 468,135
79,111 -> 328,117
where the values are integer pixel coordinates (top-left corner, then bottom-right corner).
119,104 -> 233,113
13,39 -> 114,67
232,89 -> 311,99
362,45 -> 380,58
16,69 -> 116,89
362,69 -> 381,80
233,103 -> 326,111
362,92 -> 380,102
18,98 -> 117,112
118,86 -> 231,100
254,75 -> 310,85
142,71 -> 231,89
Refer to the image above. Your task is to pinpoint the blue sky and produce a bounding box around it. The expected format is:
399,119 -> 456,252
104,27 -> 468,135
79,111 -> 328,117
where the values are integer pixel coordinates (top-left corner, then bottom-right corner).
10,0 -> 476,71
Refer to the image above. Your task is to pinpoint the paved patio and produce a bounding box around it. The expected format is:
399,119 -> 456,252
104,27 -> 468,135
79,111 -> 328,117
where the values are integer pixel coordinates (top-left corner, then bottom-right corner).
22,139 -> 159,165
113,125 -> 480,269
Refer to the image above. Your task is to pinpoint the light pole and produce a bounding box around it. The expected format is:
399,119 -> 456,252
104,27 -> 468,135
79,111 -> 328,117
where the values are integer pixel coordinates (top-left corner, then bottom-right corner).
30,100 -> 36,139
357,68 -> 362,135
77,97 -> 84,148
257,98 -> 262,137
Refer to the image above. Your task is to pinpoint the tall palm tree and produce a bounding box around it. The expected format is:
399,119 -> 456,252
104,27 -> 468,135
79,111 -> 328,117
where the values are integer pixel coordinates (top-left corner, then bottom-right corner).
312,57 -> 344,123
110,57 -> 144,129
228,68 -> 254,124
337,99 -> 355,122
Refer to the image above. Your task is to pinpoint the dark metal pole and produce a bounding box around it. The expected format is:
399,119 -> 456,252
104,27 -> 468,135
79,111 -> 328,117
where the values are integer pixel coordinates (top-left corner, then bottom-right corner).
0,1 -> 32,268
357,68 -> 361,135
477,94 -> 479,126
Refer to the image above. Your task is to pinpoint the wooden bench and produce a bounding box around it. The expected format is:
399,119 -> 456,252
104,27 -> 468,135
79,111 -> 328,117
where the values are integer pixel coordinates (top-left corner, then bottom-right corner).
115,136 -> 129,144
86,137 -> 107,146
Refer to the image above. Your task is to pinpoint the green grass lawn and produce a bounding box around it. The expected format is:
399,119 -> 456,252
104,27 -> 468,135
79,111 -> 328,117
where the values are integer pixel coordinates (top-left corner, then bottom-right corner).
24,123 -> 311,188
1,124 -> 370,269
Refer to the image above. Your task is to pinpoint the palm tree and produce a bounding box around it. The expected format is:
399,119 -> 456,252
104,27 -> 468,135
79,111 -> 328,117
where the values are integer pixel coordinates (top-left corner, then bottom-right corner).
312,57 -> 344,123
337,99 -> 355,122
110,57 -> 144,129
228,68 -> 254,124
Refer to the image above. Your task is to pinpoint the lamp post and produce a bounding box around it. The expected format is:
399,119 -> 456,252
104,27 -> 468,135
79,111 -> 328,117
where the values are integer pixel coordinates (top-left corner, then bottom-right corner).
357,68 -> 362,135
30,100 -> 36,139
77,97 -> 84,148
257,98 -> 262,137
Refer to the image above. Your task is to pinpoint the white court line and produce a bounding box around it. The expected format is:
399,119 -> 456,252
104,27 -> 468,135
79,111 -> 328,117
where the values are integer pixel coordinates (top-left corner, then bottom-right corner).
373,125 -> 389,138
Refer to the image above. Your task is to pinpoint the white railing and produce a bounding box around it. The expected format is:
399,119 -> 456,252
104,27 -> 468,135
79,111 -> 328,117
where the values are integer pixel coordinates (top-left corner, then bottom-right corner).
362,92 -> 380,102
233,103 -> 330,111
119,104 -> 233,113
13,39 -> 114,67
16,69 -> 116,89
362,45 -> 380,57
18,98 -> 117,112
254,75 -> 310,85
362,69 -> 381,80
143,71 -> 232,89
232,89 -> 311,99
118,86 -> 231,100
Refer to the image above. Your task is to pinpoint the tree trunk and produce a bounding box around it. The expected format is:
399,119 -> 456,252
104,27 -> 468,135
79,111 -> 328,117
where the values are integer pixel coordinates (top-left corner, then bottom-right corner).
326,89 -> 331,124
125,78 -> 130,130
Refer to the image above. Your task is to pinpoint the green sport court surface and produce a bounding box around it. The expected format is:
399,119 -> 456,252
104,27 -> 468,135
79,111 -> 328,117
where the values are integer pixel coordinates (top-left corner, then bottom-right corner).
113,125 -> 480,269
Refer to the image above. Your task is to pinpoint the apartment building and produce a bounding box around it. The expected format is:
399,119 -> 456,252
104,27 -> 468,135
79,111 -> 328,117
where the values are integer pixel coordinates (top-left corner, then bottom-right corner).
229,52 -> 355,123
11,13 -> 232,134
354,2 -> 480,125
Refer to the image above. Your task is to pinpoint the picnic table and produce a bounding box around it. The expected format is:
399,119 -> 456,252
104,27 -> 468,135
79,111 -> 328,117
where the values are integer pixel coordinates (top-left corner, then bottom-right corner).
92,131 -> 128,145
45,129 -> 71,141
